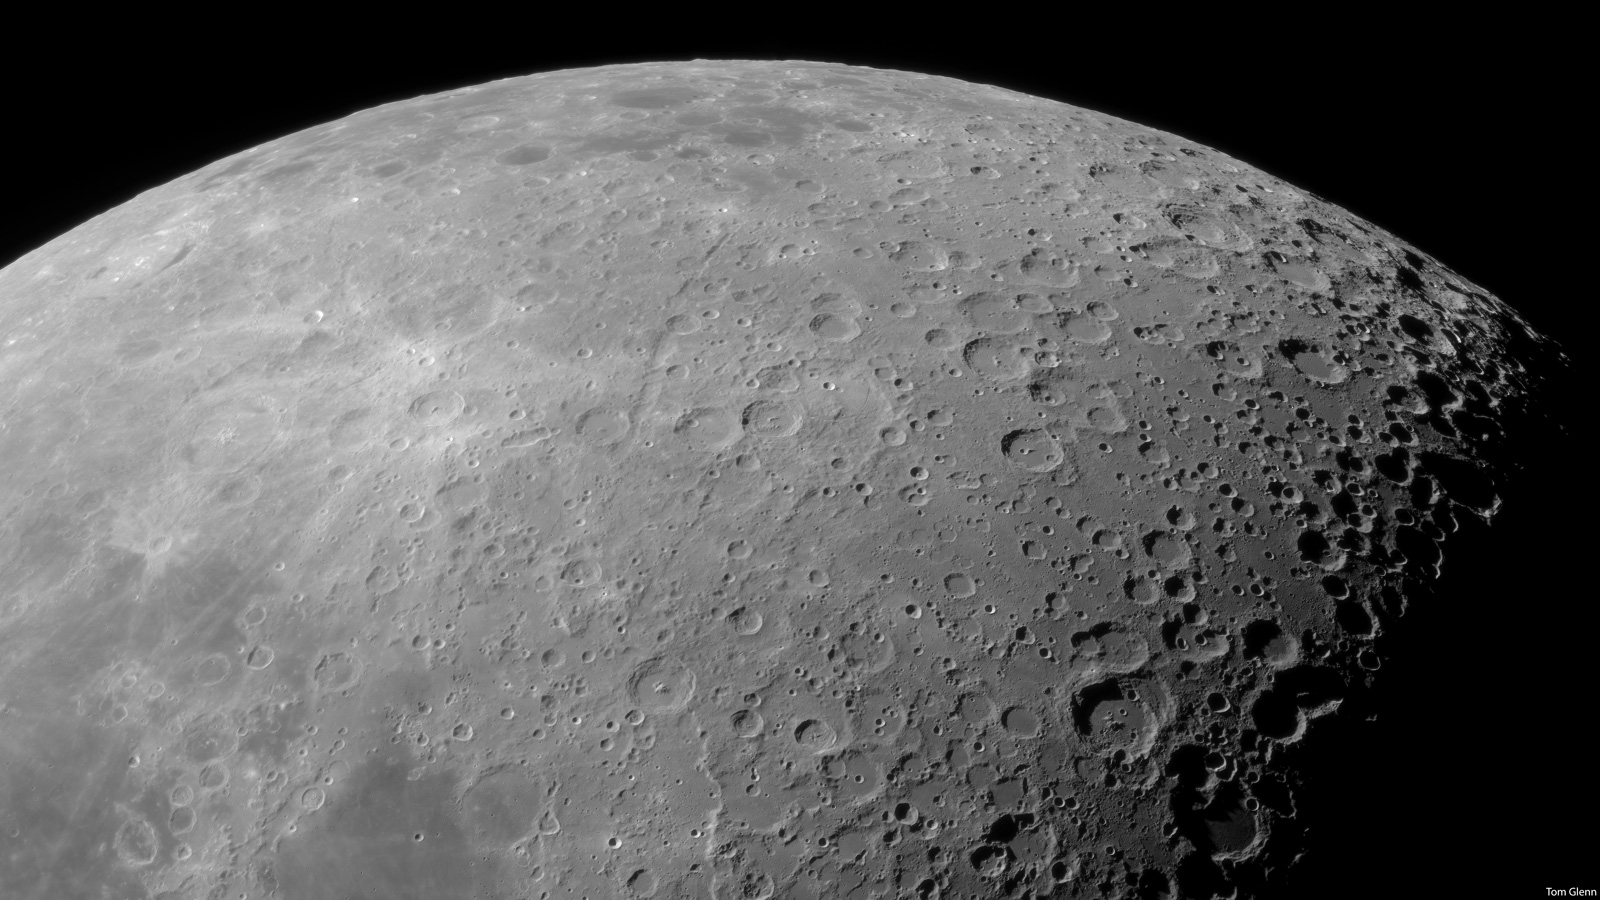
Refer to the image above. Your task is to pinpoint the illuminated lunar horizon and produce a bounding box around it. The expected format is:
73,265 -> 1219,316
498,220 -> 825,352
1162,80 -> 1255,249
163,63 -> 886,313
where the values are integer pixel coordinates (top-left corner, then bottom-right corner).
0,60 -> 1561,899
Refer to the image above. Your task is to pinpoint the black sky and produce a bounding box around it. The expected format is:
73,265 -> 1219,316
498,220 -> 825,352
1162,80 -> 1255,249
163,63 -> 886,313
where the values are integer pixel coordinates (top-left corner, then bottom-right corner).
0,18 -> 1581,898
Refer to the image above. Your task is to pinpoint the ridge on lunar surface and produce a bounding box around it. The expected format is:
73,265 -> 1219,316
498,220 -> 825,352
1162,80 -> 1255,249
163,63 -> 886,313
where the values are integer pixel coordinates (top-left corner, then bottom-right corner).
0,60 -> 1565,898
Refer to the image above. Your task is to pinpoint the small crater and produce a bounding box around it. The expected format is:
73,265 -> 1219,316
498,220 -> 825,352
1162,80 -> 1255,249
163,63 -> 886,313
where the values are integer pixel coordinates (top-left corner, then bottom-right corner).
311,651 -> 363,692
627,658 -> 696,713
496,144 -> 552,166
408,390 -> 465,426
741,399 -> 803,438
793,718 -> 838,753
1000,429 -> 1064,472
1000,706 -> 1041,738
113,816 -> 159,866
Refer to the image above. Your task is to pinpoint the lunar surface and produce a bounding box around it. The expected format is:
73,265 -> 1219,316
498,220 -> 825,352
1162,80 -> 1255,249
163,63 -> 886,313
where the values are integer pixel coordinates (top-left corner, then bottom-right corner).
0,60 -> 1565,898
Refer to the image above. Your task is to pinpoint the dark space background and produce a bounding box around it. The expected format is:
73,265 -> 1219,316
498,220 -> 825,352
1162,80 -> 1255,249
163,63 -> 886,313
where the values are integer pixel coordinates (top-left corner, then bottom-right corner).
0,16 -> 1579,898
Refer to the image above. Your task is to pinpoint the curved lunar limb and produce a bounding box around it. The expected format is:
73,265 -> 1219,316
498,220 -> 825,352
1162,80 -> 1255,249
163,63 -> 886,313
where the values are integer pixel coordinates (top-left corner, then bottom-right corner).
0,60 -> 1564,899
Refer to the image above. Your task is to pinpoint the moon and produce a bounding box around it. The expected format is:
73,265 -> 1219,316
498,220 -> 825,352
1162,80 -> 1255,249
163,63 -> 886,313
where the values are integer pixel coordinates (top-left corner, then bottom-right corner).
0,59 -> 1563,899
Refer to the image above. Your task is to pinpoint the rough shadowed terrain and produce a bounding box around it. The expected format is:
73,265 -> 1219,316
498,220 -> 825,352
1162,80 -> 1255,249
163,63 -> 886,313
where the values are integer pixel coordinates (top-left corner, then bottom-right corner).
0,60 -> 1568,899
